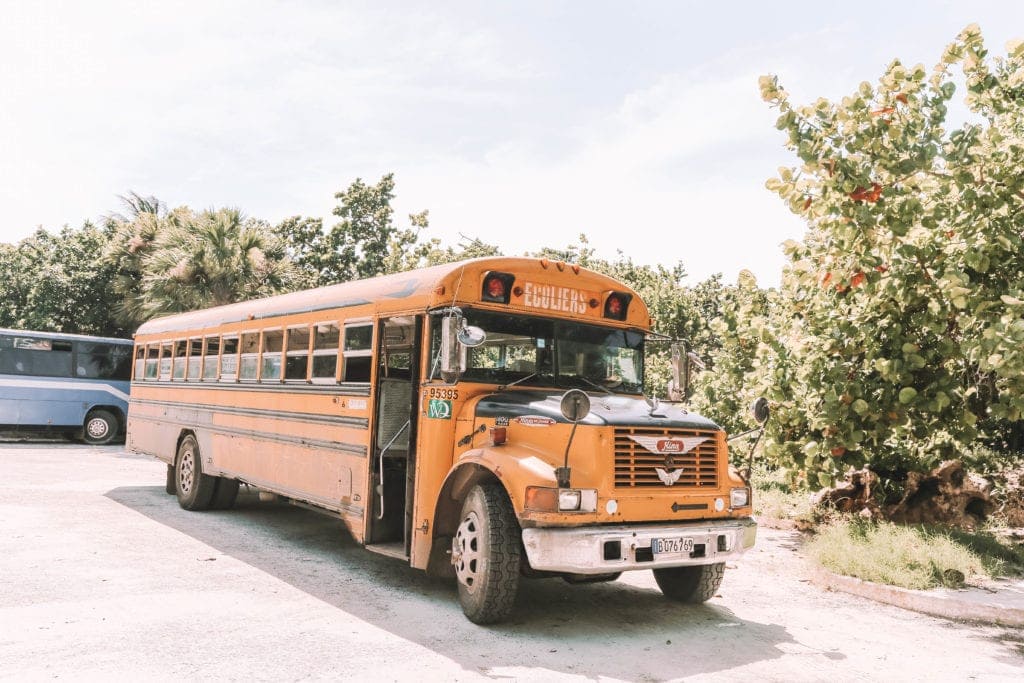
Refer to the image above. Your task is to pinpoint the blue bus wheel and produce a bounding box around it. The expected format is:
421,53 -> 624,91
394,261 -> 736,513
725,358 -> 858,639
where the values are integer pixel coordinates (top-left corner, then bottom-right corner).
83,410 -> 117,445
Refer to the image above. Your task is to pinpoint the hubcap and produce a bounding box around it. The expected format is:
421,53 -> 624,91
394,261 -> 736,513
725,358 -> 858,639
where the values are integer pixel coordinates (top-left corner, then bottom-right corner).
178,447 -> 195,495
86,417 -> 109,439
453,510 -> 483,592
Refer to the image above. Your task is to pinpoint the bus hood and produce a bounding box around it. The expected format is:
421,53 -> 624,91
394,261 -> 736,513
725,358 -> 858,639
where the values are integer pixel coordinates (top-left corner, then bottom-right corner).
474,390 -> 720,430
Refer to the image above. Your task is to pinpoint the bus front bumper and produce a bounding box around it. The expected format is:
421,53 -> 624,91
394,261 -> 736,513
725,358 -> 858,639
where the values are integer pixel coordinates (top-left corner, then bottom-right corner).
521,517 -> 757,575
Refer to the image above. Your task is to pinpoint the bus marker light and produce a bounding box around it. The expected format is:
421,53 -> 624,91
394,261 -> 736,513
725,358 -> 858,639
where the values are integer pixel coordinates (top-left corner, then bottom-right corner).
489,426 -> 507,445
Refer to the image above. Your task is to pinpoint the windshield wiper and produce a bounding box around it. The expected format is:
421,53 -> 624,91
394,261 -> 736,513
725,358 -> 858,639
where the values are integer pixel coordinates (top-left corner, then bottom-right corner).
497,372 -> 538,391
573,375 -> 615,395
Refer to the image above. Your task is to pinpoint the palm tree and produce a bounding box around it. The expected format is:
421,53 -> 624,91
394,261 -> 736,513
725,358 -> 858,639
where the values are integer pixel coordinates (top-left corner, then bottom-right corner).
138,208 -> 296,319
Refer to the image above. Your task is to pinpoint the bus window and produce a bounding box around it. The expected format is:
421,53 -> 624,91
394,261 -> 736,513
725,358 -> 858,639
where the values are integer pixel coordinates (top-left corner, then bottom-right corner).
285,326 -> 311,382
78,342 -> 132,381
202,336 -> 220,380
220,336 -> 239,380
0,336 -> 72,376
311,323 -> 340,383
261,329 -> 284,381
186,338 -> 202,380
342,324 -> 372,382
159,342 -> 173,380
144,344 -> 159,380
134,345 -> 145,380
239,332 -> 259,381
171,340 -> 187,380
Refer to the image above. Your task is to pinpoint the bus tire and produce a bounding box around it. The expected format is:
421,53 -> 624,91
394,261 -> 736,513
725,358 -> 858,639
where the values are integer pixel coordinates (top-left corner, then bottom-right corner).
210,477 -> 240,510
452,483 -> 520,624
83,409 -> 117,445
175,434 -> 216,511
652,562 -> 725,603
165,464 -> 176,494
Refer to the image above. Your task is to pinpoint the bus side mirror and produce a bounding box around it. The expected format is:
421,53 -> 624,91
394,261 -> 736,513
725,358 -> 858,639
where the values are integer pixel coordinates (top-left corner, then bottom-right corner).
440,315 -> 466,383
751,397 -> 770,424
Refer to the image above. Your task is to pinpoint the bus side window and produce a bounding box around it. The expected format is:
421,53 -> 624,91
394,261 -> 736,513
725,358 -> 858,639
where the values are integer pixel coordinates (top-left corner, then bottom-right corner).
78,342 -> 132,380
239,331 -> 259,381
145,344 -> 159,380
134,345 -> 145,380
186,338 -> 202,380
220,336 -> 239,381
261,329 -> 284,381
285,326 -> 311,382
172,340 -> 187,380
159,342 -> 173,380
202,336 -> 220,380
311,323 -> 340,384
342,324 -> 372,383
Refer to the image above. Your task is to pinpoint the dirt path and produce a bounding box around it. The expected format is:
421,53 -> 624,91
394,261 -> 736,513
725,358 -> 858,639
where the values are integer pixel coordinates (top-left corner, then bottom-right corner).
1,443 -> 1021,681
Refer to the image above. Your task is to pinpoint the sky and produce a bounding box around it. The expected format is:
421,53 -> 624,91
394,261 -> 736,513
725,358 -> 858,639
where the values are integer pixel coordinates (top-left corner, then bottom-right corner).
3,1 -> 1024,288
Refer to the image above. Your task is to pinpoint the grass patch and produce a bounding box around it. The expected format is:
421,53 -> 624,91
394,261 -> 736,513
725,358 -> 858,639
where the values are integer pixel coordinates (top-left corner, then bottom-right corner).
751,466 -> 813,523
805,519 -> 1024,589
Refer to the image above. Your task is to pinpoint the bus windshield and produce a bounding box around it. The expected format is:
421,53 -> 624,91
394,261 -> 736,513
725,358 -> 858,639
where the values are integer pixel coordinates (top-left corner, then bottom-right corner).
437,309 -> 644,394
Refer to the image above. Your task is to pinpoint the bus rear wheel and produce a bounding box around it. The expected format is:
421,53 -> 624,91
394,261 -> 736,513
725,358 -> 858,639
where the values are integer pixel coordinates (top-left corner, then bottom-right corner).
175,434 -> 216,511
452,483 -> 520,624
83,409 -> 117,445
652,563 -> 725,603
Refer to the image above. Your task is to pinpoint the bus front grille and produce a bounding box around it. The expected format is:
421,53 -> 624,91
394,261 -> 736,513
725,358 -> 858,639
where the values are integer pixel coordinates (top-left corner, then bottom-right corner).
613,427 -> 720,488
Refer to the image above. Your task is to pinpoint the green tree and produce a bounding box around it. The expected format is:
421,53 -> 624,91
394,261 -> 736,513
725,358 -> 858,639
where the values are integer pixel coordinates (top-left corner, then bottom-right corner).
275,175 -> 501,288
135,208 -> 296,320
757,25 -> 1024,488
0,224 -> 125,336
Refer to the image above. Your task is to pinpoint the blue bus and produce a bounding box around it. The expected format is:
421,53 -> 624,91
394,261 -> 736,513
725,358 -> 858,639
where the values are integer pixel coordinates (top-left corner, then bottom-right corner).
0,328 -> 132,444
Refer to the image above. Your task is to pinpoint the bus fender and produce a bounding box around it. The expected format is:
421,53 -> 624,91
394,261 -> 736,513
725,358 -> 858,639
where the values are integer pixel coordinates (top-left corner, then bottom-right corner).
427,456 -> 512,578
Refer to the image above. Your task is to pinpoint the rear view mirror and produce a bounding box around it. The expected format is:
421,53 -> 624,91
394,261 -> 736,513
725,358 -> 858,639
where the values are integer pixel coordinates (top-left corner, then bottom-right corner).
457,325 -> 486,348
751,397 -> 770,424
440,314 -> 467,383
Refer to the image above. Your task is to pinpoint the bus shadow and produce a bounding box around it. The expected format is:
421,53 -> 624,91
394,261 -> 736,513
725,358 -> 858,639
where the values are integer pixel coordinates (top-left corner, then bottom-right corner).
106,485 -> 801,679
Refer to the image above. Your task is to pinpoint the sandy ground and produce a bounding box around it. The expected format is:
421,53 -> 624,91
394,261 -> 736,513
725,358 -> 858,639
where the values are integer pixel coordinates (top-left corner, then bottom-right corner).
0,442 -> 1021,682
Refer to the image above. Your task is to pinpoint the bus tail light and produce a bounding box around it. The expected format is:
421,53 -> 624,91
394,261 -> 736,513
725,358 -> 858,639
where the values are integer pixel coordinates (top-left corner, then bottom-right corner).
603,292 -> 633,321
481,271 -> 515,304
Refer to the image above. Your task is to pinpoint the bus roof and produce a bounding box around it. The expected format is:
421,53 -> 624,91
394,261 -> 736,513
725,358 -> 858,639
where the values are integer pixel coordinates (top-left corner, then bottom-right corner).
135,256 -> 650,337
0,328 -> 132,346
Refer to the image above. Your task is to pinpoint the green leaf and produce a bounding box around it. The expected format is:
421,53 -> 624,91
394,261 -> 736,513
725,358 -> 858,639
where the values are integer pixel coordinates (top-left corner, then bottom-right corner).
898,387 -> 918,404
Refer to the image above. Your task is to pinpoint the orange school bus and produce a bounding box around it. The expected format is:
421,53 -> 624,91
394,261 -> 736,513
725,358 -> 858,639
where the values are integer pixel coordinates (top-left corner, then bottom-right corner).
127,256 -> 756,623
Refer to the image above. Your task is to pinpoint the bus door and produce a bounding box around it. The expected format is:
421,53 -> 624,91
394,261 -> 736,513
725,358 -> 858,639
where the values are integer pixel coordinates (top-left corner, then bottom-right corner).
366,315 -> 422,556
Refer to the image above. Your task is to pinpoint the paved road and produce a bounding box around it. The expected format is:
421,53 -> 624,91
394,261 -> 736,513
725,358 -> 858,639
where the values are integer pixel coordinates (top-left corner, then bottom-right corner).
1,443 -> 1021,681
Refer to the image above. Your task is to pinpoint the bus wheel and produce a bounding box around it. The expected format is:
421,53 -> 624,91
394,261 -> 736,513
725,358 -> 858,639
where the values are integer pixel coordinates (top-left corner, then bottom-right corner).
83,409 -> 117,445
452,483 -> 520,624
210,478 -> 240,510
175,434 -> 216,511
165,465 -> 176,494
652,563 -> 725,603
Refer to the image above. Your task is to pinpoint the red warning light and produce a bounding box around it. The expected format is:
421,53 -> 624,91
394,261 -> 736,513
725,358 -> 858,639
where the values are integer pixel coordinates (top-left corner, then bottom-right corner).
603,292 -> 632,321
481,271 -> 515,304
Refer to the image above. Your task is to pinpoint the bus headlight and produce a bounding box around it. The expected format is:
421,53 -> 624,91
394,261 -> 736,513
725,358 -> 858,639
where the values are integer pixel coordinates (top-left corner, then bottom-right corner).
730,487 -> 750,508
525,487 -> 597,512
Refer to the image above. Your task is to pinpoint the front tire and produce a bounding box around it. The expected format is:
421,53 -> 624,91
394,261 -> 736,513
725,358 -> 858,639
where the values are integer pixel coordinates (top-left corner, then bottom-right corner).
83,409 -> 117,445
452,483 -> 520,624
175,434 -> 216,511
653,563 -> 726,603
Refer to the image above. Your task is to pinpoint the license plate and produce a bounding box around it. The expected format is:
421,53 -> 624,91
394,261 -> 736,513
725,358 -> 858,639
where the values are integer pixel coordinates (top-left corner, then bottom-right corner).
651,537 -> 694,556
